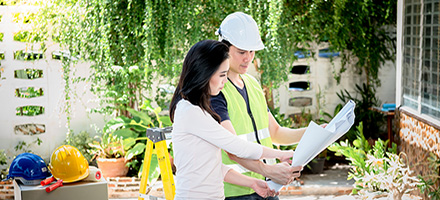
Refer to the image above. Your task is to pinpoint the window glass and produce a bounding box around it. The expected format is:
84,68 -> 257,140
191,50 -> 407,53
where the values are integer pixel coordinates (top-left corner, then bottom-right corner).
402,0 -> 440,120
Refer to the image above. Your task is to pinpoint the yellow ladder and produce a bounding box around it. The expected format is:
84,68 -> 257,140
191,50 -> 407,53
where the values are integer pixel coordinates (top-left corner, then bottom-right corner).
138,127 -> 175,200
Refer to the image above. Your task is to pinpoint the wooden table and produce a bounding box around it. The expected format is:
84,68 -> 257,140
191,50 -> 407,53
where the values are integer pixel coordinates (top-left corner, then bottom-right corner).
370,107 -> 395,147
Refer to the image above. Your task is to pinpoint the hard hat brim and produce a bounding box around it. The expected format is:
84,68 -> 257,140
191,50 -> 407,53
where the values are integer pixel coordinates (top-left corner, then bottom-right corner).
230,41 -> 265,51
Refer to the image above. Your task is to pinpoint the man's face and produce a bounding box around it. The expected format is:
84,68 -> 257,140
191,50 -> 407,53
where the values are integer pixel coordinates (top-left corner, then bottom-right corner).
228,45 -> 255,75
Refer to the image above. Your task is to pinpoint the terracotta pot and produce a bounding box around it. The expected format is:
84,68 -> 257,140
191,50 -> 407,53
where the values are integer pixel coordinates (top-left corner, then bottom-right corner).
96,157 -> 129,178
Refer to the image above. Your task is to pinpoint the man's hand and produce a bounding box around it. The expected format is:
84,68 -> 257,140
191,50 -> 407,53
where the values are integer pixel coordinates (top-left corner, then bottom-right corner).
263,163 -> 303,185
278,150 -> 294,163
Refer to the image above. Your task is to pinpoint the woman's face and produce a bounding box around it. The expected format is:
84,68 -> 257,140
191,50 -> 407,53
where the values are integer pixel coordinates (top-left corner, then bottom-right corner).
209,59 -> 229,95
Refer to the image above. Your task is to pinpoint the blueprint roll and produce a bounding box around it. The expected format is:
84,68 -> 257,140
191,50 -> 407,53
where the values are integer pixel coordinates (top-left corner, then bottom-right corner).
267,121 -> 330,191
267,100 -> 356,191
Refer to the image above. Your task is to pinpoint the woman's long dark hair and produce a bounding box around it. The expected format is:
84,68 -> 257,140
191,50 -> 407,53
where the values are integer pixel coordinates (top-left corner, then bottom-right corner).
170,40 -> 229,123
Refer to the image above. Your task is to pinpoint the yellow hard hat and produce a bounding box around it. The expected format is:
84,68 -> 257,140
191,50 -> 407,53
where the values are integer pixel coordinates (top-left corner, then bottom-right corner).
48,145 -> 89,183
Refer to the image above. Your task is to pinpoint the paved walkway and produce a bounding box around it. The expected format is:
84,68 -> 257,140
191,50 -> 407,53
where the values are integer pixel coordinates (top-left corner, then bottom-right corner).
113,163 -> 355,199
112,163 -> 421,200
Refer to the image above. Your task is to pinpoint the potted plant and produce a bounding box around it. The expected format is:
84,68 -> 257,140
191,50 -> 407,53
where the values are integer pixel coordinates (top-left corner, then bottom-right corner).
307,149 -> 330,174
89,132 -> 129,178
90,101 -> 173,179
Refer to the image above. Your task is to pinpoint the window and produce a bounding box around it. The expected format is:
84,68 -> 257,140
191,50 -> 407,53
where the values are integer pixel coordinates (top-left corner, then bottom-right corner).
402,0 -> 440,120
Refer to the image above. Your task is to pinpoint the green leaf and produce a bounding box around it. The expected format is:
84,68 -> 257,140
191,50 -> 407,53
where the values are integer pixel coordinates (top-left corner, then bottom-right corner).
125,143 -> 146,160
113,128 -> 136,139
123,138 -> 136,150
353,140 -> 361,148
127,108 -> 152,126
104,116 -> 130,132
153,107 -> 161,114
138,154 -> 161,182
159,116 -> 172,127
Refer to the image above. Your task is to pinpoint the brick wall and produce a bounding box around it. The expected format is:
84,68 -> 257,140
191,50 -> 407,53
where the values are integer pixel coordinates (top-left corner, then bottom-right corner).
0,180 -> 13,200
396,108 -> 440,199
107,177 -> 141,199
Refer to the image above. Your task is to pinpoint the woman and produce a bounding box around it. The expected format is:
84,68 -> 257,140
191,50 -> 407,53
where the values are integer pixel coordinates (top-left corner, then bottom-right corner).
170,40 -> 294,200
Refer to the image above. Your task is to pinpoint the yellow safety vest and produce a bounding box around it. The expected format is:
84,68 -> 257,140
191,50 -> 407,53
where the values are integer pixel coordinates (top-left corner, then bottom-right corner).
221,73 -> 275,197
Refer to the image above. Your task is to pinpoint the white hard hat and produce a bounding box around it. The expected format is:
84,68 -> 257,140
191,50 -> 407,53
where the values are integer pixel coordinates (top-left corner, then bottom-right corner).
216,12 -> 265,51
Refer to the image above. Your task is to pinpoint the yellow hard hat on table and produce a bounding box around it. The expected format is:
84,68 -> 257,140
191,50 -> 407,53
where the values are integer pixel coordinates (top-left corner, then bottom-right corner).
48,145 -> 89,183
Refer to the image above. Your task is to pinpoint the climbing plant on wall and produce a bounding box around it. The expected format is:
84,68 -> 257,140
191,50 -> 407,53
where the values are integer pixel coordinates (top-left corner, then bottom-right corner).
325,0 -> 397,87
31,0 -> 396,119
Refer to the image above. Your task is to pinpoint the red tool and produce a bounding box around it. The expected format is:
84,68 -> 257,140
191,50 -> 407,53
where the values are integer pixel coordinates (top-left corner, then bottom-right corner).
45,179 -> 63,192
41,177 -> 64,193
40,177 -> 55,186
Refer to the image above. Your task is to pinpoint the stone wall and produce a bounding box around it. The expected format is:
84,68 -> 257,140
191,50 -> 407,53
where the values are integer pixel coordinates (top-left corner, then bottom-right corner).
396,108 -> 440,199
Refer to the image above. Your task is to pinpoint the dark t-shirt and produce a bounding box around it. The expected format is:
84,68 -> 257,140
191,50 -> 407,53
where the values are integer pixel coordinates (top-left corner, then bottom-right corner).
211,82 -> 251,122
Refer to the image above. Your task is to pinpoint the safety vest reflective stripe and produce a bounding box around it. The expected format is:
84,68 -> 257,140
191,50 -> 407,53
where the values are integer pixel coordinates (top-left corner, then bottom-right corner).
236,128 -> 271,143
234,128 -> 277,165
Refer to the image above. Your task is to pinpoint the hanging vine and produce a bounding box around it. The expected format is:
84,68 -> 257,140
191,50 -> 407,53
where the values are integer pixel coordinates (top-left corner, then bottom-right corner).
30,0 -> 396,120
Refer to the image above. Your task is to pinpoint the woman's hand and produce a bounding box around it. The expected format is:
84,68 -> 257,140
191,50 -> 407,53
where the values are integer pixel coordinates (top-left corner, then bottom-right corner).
250,179 -> 278,198
278,149 -> 294,163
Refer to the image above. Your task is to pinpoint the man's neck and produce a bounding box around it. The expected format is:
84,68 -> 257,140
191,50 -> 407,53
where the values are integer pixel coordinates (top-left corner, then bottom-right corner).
228,72 -> 244,89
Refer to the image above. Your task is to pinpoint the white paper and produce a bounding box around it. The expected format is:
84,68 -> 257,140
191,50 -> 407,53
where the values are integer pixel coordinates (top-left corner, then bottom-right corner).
267,100 -> 356,191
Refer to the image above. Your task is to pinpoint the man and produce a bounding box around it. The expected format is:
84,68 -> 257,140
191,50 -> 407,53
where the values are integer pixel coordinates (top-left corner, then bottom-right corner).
211,12 -> 309,200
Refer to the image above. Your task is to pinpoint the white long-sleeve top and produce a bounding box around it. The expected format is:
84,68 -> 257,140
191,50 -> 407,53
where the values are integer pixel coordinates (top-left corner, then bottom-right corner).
172,99 -> 263,200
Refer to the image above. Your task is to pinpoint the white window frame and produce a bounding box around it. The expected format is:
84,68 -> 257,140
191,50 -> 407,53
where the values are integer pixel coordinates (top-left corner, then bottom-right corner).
397,0 -> 440,125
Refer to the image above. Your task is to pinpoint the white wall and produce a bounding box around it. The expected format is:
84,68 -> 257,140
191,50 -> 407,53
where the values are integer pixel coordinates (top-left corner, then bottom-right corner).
0,6 -> 105,166
269,43 -> 396,121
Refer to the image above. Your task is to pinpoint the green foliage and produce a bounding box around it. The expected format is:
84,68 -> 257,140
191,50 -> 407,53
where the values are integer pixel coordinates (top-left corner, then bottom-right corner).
13,31 -> 30,42
63,131 -> 94,161
0,149 -> 6,180
12,12 -> 35,23
329,123 -> 421,198
89,102 -> 171,177
31,0 -> 396,115
33,0 -> 153,117
327,0 -> 396,86
26,0 -> 398,178
16,105 -> 44,116
418,153 -> 440,200
15,87 -> 44,98
0,149 -> 6,166
337,83 -> 386,140
0,32 -> 3,41
270,107 -> 294,128
14,138 -> 42,153
13,51 -> 43,61
89,132 -> 126,159
0,0 -> 19,6
14,68 -> 43,79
